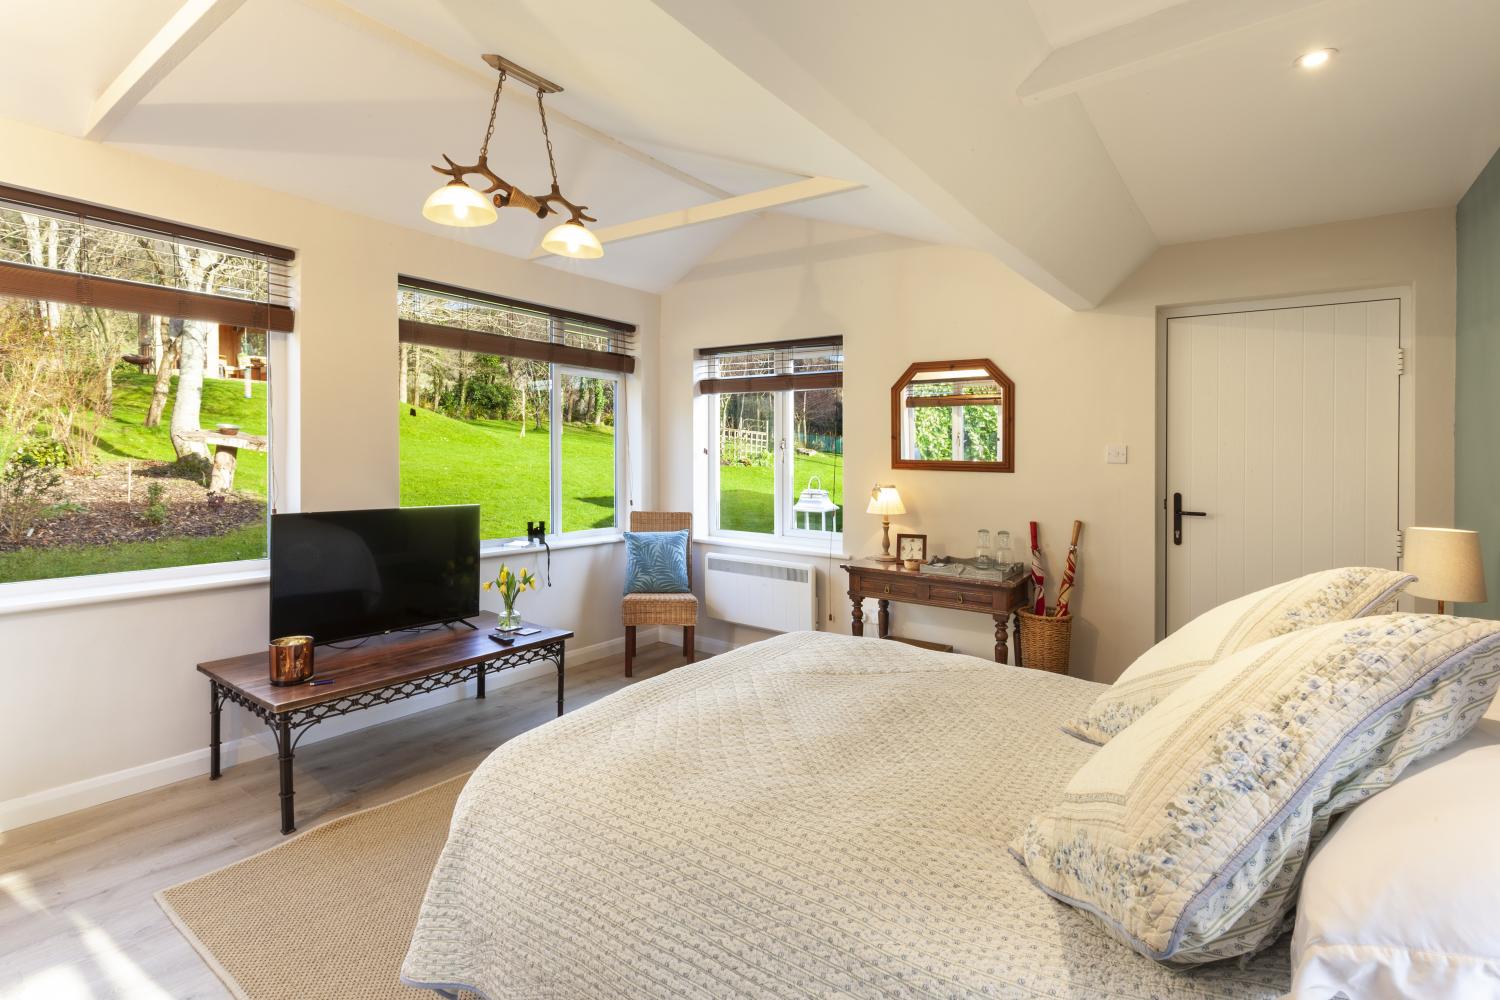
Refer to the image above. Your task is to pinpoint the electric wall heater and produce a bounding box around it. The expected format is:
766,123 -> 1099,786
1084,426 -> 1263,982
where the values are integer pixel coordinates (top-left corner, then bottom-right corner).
704,553 -> 817,633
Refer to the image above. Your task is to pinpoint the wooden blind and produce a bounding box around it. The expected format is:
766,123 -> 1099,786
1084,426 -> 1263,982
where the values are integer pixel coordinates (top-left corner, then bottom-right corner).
0,186 -> 295,331
397,277 -> 636,374
694,336 -> 843,394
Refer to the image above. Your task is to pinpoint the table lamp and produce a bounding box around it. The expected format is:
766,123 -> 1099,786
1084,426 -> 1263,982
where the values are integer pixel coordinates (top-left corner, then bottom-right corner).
1404,526 -> 1487,613
867,484 -> 905,562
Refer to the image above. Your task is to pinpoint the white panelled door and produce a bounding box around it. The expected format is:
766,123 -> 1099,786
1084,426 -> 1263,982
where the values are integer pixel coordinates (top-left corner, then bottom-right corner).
1165,299 -> 1400,632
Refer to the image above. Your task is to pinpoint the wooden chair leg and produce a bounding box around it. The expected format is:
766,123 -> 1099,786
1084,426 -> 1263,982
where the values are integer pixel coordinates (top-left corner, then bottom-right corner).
683,625 -> 695,663
625,625 -> 636,677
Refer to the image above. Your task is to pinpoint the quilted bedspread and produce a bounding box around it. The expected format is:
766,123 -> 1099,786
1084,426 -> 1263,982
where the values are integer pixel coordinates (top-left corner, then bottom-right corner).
402,632 -> 1292,999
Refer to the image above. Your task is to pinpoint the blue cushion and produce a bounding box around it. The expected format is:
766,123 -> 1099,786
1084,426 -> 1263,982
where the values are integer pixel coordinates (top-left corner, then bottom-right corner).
623,529 -> 690,595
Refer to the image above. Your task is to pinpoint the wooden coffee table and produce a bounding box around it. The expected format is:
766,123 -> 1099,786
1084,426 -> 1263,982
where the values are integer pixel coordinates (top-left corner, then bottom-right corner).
198,613 -> 571,834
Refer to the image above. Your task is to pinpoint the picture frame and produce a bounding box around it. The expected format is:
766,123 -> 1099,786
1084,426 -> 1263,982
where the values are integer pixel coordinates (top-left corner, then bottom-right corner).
895,532 -> 927,566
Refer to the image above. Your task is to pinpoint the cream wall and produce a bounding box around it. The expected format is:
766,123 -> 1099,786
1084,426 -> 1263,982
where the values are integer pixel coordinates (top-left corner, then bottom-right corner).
659,209 -> 1456,681
0,118 -> 659,825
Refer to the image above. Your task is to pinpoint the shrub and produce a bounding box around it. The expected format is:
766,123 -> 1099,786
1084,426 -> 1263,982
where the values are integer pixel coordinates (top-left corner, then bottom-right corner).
0,440 -> 66,541
170,453 -> 213,487
142,482 -> 169,526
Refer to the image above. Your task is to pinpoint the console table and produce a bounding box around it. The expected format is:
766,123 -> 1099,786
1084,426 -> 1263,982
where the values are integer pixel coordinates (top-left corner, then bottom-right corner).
842,560 -> 1032,664
198,613 -> 571,834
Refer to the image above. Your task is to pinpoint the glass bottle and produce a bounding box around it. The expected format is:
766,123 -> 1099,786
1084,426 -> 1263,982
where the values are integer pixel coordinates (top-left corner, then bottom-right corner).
975,529 -> 993,568
996,530 -> 1013,572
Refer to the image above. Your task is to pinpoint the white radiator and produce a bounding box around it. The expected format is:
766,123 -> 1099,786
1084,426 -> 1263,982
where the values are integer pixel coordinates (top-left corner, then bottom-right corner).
704,553 -> 817,633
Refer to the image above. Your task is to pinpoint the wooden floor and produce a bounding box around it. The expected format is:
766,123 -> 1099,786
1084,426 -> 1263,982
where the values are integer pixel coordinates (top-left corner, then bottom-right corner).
0,642 -> 697,1000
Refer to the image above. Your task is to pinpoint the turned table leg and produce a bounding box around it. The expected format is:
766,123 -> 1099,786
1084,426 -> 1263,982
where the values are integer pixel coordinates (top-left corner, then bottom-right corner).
1013,611 -> 1023,668
878,598 -> 890,638
849,592 -> 865,637
993,613 -> 1010,664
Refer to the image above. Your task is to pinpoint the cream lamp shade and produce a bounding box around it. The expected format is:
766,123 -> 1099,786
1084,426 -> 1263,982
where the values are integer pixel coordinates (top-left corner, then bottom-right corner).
540,222 -> 604,259
866,486 -> 906,516
422,180 -> 497,228
1404,527 -> 1487,610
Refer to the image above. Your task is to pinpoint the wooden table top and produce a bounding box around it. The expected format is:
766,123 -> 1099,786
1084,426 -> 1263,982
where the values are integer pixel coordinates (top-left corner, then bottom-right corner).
842,559 -> 1029,590
197,613 -> 572,713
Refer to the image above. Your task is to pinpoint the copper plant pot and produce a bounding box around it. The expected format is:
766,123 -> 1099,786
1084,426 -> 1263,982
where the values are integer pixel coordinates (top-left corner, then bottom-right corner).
269,636 -> 315,686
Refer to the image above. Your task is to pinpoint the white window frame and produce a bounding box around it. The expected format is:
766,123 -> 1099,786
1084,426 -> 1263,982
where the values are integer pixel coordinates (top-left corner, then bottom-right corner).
551,364 -> 626,540
707,386 -> 841,547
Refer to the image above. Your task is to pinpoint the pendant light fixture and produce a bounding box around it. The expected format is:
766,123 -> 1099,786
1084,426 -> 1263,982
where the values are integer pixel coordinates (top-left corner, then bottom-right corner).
422,55 -> 602,259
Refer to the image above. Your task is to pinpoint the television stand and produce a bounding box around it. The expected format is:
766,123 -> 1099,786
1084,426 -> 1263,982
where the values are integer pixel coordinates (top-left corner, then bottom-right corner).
198,612 -> 572,834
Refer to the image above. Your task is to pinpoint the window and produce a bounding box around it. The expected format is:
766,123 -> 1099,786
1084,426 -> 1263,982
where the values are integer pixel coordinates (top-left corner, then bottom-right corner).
698,338 -> 843,543
0,188 -> 292,585
397,279 -> 632,542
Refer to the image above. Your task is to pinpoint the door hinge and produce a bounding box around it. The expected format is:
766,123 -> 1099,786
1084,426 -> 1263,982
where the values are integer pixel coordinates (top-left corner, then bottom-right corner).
1395,347 -> 1406,376
1395,529 -> 1404,561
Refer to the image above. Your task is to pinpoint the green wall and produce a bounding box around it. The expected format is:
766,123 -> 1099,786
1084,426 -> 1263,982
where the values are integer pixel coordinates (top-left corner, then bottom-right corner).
1456,145 -> 1500,618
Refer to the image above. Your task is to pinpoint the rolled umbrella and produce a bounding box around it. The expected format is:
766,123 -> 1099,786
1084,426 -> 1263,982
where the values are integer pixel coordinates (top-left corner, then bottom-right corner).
1029,521 -> 1046,616
1053,520 -> 1083,618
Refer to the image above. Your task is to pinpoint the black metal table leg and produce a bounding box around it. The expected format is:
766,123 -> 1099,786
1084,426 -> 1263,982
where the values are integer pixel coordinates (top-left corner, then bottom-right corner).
476,662 -> 487,700
209,683 -> 223,780
275,716 -> 295,834
555,641 -> 565,717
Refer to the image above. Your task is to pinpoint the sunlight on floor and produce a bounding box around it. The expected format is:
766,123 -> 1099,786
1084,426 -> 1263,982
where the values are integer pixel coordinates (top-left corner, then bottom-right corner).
1,967 -> 91,1000
70,912 -> 175,1000
0,871 -> 44,913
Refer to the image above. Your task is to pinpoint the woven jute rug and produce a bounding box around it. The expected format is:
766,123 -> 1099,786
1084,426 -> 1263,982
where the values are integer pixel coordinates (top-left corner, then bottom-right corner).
157,774 -> 470,1000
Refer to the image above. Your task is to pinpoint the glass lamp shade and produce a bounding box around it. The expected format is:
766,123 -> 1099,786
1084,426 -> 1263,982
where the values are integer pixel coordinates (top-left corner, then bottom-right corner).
866,485 -> 905,516
540,221 -> 604,259
422,181 -> 497,228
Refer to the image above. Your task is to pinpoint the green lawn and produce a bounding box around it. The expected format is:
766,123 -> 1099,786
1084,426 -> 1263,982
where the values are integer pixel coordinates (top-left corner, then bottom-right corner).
0,369 -> 269,583
399,403 -> 617,539
718,450 -> 843,534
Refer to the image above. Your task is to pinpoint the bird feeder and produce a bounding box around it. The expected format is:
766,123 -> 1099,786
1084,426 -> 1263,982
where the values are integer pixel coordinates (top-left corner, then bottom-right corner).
793,475 -> 840,532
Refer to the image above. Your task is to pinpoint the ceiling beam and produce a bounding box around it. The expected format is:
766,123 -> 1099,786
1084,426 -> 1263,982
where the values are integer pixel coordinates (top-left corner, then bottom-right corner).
299,0 -> 733,200
527,177 -> 863,258
85,0 -> 248,139
1019,0 -> 1339,105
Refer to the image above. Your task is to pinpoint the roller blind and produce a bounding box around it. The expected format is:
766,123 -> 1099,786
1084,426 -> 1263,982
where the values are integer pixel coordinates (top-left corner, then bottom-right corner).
0,185 -> 294,331
694,336 -> 843,394
397,276 -> 636,374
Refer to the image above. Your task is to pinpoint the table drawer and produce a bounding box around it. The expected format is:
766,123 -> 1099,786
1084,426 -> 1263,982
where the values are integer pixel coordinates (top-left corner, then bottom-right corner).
860,576 -> 922,600
925,584 -> 996,611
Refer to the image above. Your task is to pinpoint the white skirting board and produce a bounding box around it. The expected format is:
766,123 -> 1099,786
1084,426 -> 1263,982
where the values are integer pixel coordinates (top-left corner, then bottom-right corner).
0,628 -> 657,834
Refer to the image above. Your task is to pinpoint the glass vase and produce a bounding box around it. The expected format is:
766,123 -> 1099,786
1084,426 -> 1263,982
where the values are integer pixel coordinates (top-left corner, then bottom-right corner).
498,604 -> 522,630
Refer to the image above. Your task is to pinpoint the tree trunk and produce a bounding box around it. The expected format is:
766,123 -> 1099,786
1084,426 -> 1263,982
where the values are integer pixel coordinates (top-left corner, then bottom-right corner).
399,343 -> 409,404
170,320 -> 211,459
144,336 -> 181,428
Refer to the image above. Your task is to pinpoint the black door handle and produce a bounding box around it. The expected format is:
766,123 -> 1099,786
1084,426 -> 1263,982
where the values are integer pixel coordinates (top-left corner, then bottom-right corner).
1173,492 -> 1206,545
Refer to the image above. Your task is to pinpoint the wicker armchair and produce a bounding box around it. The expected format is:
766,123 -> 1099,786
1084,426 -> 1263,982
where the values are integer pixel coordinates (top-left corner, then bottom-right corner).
623,511 -> 696,677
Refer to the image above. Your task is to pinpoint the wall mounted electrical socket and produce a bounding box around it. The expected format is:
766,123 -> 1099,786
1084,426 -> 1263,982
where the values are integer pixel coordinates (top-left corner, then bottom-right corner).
1105,444 -> 1128,464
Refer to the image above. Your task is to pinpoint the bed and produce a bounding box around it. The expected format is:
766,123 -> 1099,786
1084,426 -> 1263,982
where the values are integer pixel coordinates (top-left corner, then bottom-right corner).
401,631 -> 1292,998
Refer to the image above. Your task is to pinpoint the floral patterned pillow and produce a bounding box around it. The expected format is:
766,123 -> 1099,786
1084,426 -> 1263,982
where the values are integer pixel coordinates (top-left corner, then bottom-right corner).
1014,613 -> 1500,966
1062,567 -> 1414,745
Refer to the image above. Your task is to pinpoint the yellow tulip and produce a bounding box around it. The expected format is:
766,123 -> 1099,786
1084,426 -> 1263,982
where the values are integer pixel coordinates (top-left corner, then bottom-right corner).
483,580 -> 492,590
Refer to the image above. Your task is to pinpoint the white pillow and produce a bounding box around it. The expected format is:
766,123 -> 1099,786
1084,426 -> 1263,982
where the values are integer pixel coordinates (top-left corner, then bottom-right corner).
1062,567 -> 1414,745
1291,719 -> 1500,999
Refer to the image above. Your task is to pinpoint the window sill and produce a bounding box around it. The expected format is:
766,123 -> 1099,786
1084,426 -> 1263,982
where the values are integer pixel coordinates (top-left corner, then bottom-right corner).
0,558 -> 270,617
694,534 -> 850,560
480,532 -> 624,558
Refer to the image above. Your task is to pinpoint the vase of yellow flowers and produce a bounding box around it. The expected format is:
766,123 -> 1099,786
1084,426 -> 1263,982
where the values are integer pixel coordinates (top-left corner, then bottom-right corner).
484,563 -> 537,629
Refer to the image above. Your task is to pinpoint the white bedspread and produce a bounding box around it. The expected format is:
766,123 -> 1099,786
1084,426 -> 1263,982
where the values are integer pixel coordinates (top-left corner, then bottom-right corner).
402,631 -> 1291,999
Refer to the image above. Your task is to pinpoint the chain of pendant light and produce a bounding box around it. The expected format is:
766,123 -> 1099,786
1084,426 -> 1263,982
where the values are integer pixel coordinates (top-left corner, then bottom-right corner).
536,89 -> 560,189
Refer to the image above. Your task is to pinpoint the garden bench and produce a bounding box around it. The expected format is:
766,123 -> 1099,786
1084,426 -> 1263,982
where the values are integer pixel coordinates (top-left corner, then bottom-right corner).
179,430 -> 268,494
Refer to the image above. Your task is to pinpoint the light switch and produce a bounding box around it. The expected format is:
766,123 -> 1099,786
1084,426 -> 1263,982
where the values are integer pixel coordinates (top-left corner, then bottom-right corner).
1106,444 -> 1128,464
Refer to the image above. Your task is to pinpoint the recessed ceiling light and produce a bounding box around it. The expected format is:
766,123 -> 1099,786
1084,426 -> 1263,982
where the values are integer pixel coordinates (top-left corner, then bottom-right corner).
1296,48 -> 1337,69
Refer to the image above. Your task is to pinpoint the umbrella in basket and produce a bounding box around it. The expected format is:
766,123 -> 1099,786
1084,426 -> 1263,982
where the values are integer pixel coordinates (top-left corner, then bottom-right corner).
1029,521 -> 1046,616
1053,520 -> 1083,618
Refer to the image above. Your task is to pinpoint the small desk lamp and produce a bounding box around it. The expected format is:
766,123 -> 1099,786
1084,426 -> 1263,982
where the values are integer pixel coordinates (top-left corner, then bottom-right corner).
867,484 -> 905,562
1404,526 -> 1487,613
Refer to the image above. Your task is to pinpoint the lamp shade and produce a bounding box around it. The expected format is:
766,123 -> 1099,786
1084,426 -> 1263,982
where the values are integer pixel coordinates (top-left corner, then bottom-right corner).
1404,527 -> 1487,604
866,485 -> 905,516
422,181 -> 497,227
541,222 -> 604,259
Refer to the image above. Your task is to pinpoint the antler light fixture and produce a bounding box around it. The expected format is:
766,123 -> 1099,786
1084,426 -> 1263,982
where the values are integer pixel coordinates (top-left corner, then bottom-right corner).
422,55 -> 602,260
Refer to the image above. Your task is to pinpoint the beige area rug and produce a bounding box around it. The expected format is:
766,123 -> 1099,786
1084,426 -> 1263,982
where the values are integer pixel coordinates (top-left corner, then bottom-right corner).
157,775 -> 470,1000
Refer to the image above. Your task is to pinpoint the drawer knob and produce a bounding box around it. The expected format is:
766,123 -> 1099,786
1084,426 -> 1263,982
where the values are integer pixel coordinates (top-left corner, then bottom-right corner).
957,594 -> 965,604
883,585 -> 891,594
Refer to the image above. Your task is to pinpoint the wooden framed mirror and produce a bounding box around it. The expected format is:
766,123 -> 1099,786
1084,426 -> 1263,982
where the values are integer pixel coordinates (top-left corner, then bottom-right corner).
890,359 -> 1015,472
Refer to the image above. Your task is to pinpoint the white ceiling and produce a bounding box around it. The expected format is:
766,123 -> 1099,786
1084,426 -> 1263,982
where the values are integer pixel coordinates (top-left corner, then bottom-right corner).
0,0 -> 1496,305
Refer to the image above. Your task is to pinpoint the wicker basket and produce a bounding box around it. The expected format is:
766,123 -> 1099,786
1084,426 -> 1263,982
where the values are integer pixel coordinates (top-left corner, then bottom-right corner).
1017,608 -> 1072,674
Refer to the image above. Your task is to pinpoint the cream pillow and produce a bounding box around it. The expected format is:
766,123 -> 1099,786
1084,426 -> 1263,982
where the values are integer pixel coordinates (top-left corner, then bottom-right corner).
1290,720 -> 1500,999
1015,613 -> 1500,965
1062,567 -> 1413,744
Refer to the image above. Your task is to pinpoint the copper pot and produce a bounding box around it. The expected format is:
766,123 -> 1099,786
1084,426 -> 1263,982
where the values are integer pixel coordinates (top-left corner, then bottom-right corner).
269,636 -> 315,686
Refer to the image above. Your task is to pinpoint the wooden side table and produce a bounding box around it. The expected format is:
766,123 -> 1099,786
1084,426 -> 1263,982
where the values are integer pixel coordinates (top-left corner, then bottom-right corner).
198,613 -> 571,834
841,560 -> 1031,664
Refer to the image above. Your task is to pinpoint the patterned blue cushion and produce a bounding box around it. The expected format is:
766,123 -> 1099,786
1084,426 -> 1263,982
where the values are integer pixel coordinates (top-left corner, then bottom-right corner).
623,530 -> 690,595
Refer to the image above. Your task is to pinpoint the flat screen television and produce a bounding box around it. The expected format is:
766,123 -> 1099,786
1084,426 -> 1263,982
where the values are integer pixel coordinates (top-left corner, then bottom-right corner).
270,506 -> 480,645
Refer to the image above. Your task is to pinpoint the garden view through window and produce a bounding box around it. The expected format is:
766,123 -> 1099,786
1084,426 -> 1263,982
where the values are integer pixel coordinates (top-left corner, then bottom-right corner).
0,197 -> 283,585
397,282 -> 627,540
704,338 -> 843,541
